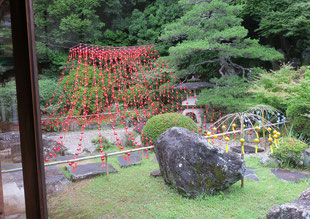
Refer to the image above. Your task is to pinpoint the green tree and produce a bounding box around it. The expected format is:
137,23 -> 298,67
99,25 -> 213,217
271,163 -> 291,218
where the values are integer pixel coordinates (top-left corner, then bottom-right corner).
243,0 -> 310,62
128,0 -> 183,45
160,0 -> 283,78
196,75 -> 255,114
251,65 -> 310,137
34,0 -> 104,46
33,0 -> 105,75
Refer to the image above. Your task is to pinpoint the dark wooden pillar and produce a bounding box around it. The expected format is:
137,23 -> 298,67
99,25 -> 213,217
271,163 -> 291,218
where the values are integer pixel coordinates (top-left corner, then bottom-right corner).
9,0 -> 48,218
0,162 -> 4,219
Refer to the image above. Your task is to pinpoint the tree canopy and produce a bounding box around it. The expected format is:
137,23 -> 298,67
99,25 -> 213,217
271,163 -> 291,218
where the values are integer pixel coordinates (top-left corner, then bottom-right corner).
243,0 -> 310,61
160,0 -> 283,77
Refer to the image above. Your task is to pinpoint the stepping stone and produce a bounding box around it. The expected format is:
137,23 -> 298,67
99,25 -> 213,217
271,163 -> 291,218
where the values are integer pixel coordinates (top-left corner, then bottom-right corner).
231,145 -> 264,154
45,166 -> 70,195
150,170 -> 161,178
2,166 -> 70,216
66,163 -> 117,182
271,169 -> 309,183
244,168 -> 259,181
117,155 -> 141,168
130,151 -> 150,158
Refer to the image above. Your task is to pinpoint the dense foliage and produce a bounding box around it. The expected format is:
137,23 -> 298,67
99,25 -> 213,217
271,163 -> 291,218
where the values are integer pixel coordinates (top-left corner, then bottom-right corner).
33,0 -> 105,74
272,137 -> 308,168
196,75 -> 255,115
160,0 -> 283,78
2,0 -> 310,140
243,0 -> 310,63
31,0 -> 299,79
142,113 -> 199,145
252,65 -> 310,137
38,76 -> 63,114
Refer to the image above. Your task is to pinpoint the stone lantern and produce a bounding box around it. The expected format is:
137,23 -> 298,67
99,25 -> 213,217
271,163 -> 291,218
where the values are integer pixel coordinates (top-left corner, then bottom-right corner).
174,76 -> 214,125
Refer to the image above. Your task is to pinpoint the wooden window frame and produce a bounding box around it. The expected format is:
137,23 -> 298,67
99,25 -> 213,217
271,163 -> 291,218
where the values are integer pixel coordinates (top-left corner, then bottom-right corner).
9,0 -> 48,218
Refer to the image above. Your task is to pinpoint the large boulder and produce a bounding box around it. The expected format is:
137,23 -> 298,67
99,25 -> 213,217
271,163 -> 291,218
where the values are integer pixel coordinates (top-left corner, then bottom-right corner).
267,189 -> 310,218
267,200 -> 310,219
154,127 -> 246,198
299,188 -> 310,201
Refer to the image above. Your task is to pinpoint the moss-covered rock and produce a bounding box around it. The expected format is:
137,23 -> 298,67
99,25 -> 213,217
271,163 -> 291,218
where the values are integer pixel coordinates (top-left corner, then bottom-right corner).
155,127 -> 246,198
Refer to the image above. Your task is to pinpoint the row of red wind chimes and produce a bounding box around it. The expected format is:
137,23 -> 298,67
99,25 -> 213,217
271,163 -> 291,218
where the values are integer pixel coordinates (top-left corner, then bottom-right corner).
41,44 -> 183,167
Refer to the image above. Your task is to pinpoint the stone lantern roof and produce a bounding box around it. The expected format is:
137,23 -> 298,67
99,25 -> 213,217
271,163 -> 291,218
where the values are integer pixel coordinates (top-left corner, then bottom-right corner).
173,76 -> 214,107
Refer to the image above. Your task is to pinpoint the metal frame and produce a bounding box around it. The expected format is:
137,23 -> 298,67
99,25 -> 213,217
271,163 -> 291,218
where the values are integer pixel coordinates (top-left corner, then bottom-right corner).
9,0 -> 48,218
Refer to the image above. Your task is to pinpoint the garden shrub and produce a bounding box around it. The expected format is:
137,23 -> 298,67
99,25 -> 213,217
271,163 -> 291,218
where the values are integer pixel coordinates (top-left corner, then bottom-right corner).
38,76 -> 63,114
252,64 -> 310,137
91,136 -> 114,152
142,113 -> 199,145
271,137 -> 308,168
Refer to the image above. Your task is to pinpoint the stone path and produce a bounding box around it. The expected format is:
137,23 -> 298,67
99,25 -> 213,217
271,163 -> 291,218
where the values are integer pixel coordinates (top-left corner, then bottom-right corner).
127,151 -> 149,158
271,169 -> 309,183
45,128 -> 133,155
2,172 -> 25,216
117,155 -> 142,168
2,165 -> 70,217
66,163 -> 117,182
45,166 -> 70,195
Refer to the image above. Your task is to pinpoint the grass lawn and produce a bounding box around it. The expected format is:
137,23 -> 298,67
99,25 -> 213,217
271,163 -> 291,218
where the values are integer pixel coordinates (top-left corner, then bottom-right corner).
48,153 -> 309,219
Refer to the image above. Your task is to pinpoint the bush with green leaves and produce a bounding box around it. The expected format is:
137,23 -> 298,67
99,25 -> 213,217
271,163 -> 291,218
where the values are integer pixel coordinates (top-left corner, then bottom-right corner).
271,137 -> 308,168
142,113 -> 199,145
252,64 -> 310,137
38,76 -> 63,114
91,136 -> 114,152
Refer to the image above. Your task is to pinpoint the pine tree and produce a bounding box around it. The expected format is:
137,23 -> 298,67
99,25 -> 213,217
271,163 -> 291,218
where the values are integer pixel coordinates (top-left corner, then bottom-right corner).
160,0 -> 283,77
